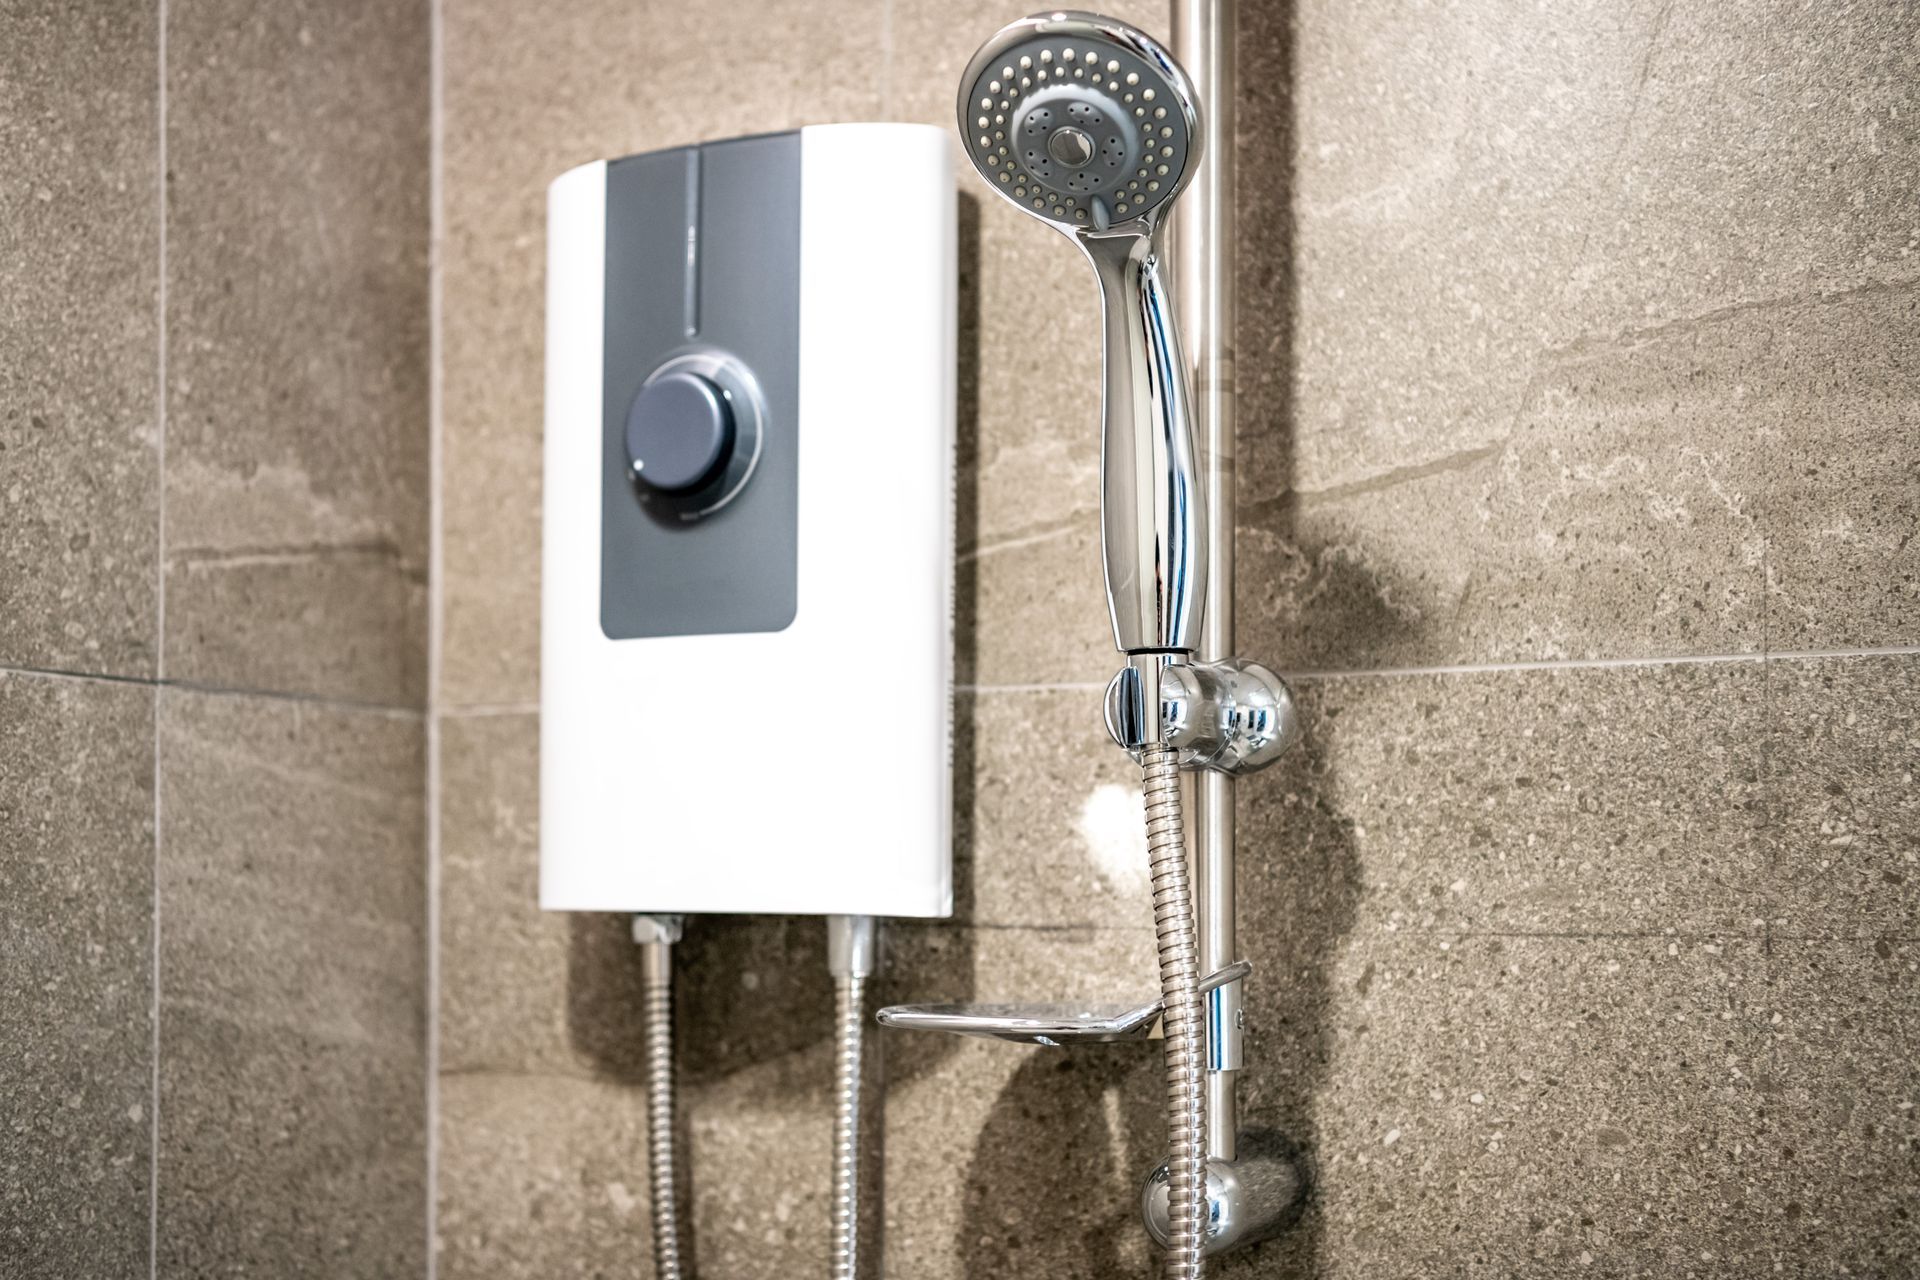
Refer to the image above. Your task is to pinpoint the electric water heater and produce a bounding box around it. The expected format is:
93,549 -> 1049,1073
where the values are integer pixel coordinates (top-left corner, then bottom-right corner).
540,124 -> 957,917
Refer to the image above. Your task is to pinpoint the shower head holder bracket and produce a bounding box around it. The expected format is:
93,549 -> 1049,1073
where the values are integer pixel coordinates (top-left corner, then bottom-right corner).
1105,655 -> 1300,774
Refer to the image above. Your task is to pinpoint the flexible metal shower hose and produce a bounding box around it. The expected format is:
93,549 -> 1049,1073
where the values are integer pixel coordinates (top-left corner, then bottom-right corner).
830,973 -> 866,1280
641,953 -> 683,1280
1143,743 -> 1208,1279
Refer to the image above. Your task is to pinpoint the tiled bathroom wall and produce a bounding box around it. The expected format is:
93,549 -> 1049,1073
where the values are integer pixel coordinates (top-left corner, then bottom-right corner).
1,1 -> 430,1273
432,1 -> 1917,1277
6,0 -> 1914,1276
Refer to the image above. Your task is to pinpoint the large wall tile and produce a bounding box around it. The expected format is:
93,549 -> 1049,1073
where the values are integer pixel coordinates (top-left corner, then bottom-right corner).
440,1046 -> 834,1280
1246,0 -> 1653,494
438,709 -> 605,1076
438,0 -> 887,709
1572,3 -> 1920,335
1237,1 -> 1920,671
0,3 -> 158,677
1748,938 -> 1920,1272
0,674 -> 154,1275
1241,266 -> 1919,672
164,0 -> 429,705
436,1072 -> 654,1279
1240,662 -> 1773,940
1247,0 -> 1919,492
1764,655 -> 1920,938
958,689 -> 1156,928
156,690 -> 425,1275
958,522 -> 1116,688
1221,930 -> 1778,1278
1225,656 -> 1920,1275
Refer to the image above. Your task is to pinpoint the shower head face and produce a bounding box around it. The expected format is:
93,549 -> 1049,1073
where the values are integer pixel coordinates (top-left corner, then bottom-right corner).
958,12 -> 1198,232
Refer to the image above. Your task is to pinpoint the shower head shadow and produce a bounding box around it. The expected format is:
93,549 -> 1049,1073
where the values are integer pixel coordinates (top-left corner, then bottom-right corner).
956,11 -> 1202,238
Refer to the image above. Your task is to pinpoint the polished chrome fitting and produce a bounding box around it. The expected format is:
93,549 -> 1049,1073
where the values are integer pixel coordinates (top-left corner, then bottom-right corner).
631,913 -> 686,947
1140,1129 -> 1307,1257
1104,656 -> 1300,774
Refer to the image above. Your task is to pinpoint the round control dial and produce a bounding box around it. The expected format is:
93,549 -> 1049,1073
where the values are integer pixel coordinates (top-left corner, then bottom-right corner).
624,370 -> 736,493
621,351 -> 767,523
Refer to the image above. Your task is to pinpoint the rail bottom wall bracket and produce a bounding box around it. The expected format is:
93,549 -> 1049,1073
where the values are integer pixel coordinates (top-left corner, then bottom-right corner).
1140,1128 -> 1310,1257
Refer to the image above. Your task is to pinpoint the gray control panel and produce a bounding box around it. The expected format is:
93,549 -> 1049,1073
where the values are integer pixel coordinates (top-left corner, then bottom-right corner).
599,132 -> 801,640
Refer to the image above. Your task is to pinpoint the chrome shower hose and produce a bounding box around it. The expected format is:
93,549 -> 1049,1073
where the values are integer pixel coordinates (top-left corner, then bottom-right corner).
640,941 -> 683,1280
1143,743 -> 1207,1279
826,914 -> 878,1280
830,972 -> 866,1280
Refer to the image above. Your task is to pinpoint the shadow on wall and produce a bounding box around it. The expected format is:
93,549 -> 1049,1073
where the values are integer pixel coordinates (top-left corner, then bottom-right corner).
1220,4 -> 1341,1274
962,1047 -> 1166,1277
1221,685 -> 1367,1280
1223,5 -> 1414,1276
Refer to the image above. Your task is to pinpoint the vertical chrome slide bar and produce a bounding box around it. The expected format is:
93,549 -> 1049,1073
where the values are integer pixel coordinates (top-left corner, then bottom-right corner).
1171,0 -> 1240,1165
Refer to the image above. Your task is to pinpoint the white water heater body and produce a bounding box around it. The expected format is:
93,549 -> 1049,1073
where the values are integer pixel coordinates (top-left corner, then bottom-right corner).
540,124 -> 956,918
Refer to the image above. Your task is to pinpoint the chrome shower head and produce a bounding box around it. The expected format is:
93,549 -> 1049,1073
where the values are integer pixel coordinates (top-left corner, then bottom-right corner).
957,12 -> 1200,233
958,12 -> 1207,657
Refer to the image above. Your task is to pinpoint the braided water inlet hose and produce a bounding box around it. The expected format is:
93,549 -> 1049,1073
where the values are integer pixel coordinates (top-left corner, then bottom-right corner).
637,923 -> 684,1280
829,973 -> 866,1280
828,915 -> 878,1280
1142,743 -> 1208,1279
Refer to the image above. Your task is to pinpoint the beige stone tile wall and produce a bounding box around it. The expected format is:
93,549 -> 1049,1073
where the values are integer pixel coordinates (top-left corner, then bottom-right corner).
163,1 -> 431,706
156,691 -> 426,1274
4,0 -> 1911,1270
429,2 -> 1917,1278
0,0 -> 431,1272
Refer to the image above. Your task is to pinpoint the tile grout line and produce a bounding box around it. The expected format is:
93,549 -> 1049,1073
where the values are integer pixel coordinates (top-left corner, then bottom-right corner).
150,0 -> 167,1272
879,0 -> 894,118
16,648 -> 1916,711
437,700 -> 540,718
1279,644 -> 1920,680
0,663 -> 426,715
1759,431 -> 1777,976
959,520 -> 1083,563
953,642 -> 1920,692
424,0 -> 446,1270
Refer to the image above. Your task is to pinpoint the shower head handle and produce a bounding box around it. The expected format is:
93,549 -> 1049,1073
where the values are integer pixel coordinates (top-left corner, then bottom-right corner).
1083,224 -> 1206,655
957,11 -> 1207,654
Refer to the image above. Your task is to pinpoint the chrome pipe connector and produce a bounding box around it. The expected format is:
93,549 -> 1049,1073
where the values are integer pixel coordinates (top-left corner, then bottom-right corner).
632,912 -> 686,949
1141,1130 -> 1307,1258
1104,658 -> 1300,774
